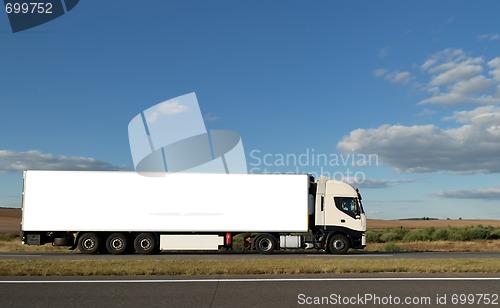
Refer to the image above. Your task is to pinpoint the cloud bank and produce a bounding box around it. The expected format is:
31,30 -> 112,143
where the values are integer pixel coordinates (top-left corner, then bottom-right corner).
337,105 -> 500,173
433,186 -> 500,200
418,49 -> 500,106
347,178 -> 414,189
342,48 -> 500,174
0,150 -> 129,173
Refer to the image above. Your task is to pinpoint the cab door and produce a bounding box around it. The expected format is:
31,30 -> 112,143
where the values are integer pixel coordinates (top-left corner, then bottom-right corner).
314,194 -> 326,227
324,195 -> 364,232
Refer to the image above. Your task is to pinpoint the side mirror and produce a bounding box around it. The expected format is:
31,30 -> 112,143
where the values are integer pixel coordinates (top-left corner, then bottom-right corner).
355,215 -> 360,219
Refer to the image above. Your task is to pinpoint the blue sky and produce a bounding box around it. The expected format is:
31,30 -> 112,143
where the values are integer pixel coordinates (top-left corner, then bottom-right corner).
1,1 -> 500,219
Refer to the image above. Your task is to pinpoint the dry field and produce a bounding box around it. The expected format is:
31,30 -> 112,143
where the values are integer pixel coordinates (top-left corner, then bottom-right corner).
0,208 -> 21,233
1,208 -> 500,233
368,219 -> 500,229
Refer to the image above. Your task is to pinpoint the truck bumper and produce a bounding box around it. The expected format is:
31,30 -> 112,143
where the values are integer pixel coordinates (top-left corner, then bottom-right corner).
351,232 -> 366,249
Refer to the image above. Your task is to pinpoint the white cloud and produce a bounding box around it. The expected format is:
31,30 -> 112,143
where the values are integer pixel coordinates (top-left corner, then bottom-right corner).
451,75 -> 495,96
0,150 -> 129,173
478,33 -> 500,41
428,61 -> 483,86
489,58 -> 500,98
363,48 -> 500,175
489,57 -> 500,82
203,112 -> 220,122
418,93 -> 500,106
337,105 -> 500,173
373,68 -> 387,78
414,49 -> 500,106
373,69 -> 411,84
421,48 -> 466,71
444,105 -> 500,125
433,186 -> 500,200
378,46 -> 390,59
391,71 -> 411,84
146,100 -> 189,123
346,178 -> 414,189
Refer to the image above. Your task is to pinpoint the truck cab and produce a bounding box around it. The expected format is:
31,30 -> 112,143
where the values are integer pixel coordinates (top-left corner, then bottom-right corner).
312,176 -> 367,252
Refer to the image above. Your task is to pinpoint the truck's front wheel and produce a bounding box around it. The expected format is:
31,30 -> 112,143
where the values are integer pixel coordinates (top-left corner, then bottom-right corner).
134,233 -> 157,255
77,233 -> 100,254
328,234 -> 349,254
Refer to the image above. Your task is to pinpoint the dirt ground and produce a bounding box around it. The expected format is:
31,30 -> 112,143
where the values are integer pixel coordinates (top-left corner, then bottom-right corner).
1,208 -> 499,233
0,208 -> 21,233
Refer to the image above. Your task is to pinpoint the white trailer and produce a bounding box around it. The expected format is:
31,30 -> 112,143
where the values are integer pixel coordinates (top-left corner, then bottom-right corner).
21,170 -> 367,254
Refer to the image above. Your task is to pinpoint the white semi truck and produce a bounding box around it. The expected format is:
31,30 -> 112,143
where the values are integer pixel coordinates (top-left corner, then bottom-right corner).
21,170 -> 366,254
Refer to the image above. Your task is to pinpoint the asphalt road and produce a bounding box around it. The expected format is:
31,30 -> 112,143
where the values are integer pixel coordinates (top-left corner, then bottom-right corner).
1,274 -> 499,307
1,251 -> 499,260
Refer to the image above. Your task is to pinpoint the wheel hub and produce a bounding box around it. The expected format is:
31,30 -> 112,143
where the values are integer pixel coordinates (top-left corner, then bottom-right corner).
140,239 -> 151,249
111,239 -> 123,249
83,239 -> 95,249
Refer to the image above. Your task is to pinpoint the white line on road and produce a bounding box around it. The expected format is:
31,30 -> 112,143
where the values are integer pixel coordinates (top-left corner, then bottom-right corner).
1,277 -> 499,284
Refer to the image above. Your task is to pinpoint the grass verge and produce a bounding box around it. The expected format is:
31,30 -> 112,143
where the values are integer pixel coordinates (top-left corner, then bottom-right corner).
0,237 -> 71,252
365,240 -> 500,252
1,258 -> 499,276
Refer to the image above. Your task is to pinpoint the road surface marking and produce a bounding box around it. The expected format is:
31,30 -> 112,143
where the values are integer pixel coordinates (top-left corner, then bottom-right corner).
1,277 -> 499,284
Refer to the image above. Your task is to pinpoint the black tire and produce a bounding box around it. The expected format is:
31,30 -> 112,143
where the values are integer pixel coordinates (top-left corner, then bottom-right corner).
254,234 -> 277,254
134,233 -> 157,255
328,234 -> 350,254
105,233 -> 129,255
77,233 -> 100,254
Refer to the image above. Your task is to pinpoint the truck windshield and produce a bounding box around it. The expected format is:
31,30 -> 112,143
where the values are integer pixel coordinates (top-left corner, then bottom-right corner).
334,197 -> 362,218
356,189 -> 365,214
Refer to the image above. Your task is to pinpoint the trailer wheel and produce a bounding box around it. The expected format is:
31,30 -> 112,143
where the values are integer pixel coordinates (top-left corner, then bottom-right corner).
254,234 -> 277,254
134,233 -> 157,255
77,233 -> 100,254
105,233 -> 129,255
328,234 -> 349,254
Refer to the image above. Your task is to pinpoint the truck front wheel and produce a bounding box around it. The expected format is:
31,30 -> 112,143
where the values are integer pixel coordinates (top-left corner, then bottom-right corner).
134,233 -> 157,255
328,234 -> 350,254
254,234 -> 277,254
106,233 -> 129,255
77,233 -> 100,254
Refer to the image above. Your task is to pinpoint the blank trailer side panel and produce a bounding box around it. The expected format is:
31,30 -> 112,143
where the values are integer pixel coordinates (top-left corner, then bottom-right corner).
22,171 -> 309,233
